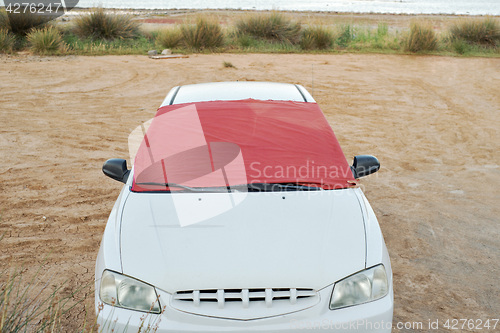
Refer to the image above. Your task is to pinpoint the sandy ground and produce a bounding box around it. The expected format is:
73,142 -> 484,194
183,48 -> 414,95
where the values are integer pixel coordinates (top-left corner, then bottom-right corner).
0,53 -> 499,331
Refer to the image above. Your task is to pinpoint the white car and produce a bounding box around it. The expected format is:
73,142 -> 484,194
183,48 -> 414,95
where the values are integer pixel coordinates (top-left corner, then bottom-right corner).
96,82 -> 393,332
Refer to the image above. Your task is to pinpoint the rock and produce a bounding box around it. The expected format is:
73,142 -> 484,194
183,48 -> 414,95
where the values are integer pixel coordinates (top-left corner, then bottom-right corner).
161,49 -> 172,55
148,50 -> 158,56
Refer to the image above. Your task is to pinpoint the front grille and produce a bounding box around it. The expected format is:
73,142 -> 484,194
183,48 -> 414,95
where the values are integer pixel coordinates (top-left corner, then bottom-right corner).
173,288 -> 317,309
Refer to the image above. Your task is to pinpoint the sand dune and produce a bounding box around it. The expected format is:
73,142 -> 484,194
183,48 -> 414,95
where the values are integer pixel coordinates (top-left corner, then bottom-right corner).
0,53 -> 499,330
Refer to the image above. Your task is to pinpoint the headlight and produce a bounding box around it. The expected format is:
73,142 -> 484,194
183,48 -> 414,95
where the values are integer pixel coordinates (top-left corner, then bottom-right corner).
100,270 -> 161,313
330,264 -> 388,310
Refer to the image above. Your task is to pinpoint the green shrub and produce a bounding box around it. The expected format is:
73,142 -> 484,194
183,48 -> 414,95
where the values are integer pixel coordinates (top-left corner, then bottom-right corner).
336,24 -> 353,47
449,17 -> 500,47
451,38 -> 471,54
156,26 -> 183,49
73,8 -> 139,40
27,26 -> 65,54
377,23 -> 389,38
0,28 -> 15,53
405,21 -> 438,52
347,25 -> 403,51
235,33 -> 259,48
299,32 -> 315,50
181,16 -> 224,50
300,26 -> 333,50
63,32 -> 154,55
236,12 -> 301,44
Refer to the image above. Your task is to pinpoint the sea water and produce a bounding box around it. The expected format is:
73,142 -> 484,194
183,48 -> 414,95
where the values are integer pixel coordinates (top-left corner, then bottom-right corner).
77,0 -> 499,16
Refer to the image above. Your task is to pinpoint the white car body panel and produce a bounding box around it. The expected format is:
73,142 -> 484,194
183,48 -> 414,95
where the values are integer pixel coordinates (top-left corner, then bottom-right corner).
120,189 -> 366,294
95,184 -> 128,274
355,188 -> 391,269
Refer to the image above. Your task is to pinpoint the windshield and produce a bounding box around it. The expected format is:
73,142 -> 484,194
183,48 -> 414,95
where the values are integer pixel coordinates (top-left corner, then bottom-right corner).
131,100 -> 355,192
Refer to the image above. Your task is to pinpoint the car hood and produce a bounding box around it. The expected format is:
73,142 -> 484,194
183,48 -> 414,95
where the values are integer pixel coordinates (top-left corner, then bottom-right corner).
120,189 -> 366,293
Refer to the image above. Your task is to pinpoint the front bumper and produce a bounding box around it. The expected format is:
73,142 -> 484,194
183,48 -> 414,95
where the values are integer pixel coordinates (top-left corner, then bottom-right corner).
96,284 -> 393,332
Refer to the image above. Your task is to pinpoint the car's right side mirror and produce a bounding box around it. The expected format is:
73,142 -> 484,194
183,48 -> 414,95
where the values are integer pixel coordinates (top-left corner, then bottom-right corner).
351,155 -> 380,179
103,158 -> 130,183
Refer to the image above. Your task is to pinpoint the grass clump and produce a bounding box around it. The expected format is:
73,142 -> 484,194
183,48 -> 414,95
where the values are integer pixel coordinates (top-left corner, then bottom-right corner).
73,8 -> 139,40
405,21 -> 438,52
181,16 -> 224,50
64,33 -> 154,55
1,268 -> 61,332
449,17 -> 500,47
0,234 -> 86,332
236,12 -> 301,44
0,9 -> 8,30
451,38 -> 471,54
0,9 -> 50,36
27,26 -> 65,54
235,33 -> 259,48
300,26 -> 334,50
336,24 -> 353,47
377,23 -> 389,38
230,32 -> 301,52
349,24 -> 402,51
0,28 -> 15,53
223,60 -> 235,68
156,26 -> 183,49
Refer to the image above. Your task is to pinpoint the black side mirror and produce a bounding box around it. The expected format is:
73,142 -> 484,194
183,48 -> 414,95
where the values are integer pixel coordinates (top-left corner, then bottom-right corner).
351,155 -> 380,179
103,158 -> 130,183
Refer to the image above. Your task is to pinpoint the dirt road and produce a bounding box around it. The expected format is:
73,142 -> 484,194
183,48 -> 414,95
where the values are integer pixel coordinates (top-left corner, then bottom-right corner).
0,53 -> 499,331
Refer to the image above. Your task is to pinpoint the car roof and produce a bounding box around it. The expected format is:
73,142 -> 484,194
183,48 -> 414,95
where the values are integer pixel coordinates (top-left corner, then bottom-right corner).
161,81 -> 315,106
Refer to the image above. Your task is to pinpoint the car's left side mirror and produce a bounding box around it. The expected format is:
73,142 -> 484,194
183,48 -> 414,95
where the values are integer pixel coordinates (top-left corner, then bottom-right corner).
103,158 -> 130,183
351,155 -> 380,179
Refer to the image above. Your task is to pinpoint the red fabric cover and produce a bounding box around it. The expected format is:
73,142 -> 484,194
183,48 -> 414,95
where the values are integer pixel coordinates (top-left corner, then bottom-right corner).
132,99 -> 355,191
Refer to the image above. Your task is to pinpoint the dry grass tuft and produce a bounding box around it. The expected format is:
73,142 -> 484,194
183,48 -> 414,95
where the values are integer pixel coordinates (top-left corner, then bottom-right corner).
27,26 -> 65,54
236,12 -> 301,44
300,26 -> 334,50
449,17 -> 500,47
0,28 -> 15,53
405,21 -> 438,52
155,26 -> 183,49
223,60 -> 235,68
73,8 -> 139,40
181,16 -> 224,50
